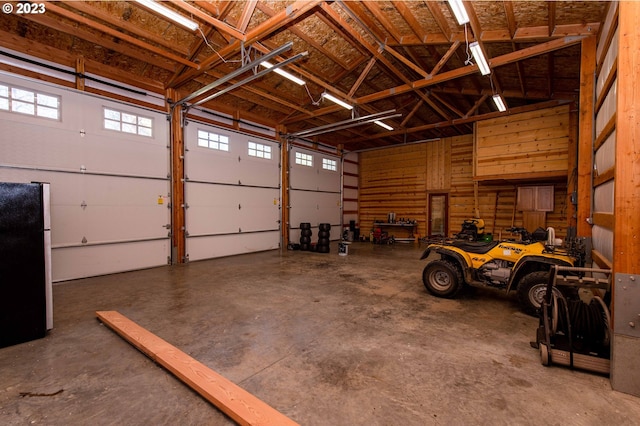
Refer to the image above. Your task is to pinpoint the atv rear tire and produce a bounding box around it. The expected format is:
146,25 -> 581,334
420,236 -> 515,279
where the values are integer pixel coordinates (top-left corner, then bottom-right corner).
517,271 -> 561,316
422,259 -> 464,298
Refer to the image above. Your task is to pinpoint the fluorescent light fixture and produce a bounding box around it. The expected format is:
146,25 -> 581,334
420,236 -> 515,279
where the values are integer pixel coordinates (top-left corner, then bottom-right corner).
260,61 -> 305,86
469,41 -> 491,75
322,93 -> 353,110
448,0 -> 470,25
492,94 -> 507,112
374,120 -> 393,131
135,0 -> 199,31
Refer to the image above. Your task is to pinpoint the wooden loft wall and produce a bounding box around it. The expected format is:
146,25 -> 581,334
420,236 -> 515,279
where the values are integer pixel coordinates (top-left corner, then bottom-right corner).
358,128 -> 572,242
449,135 -> 569,241
474,105 -> 571,181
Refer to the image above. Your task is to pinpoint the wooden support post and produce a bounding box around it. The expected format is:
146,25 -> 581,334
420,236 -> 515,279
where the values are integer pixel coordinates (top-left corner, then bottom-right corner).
576,36 -> 596,237
167,89 -> 186,264
278,126 -> 290,247
567,106 -> 578,231
614,2 -> 640,274
75,56 -> 85,91
96,311 -> 299,426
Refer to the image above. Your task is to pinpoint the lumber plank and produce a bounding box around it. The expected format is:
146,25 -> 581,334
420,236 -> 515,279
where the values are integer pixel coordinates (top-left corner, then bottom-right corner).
96,311 -> 299,426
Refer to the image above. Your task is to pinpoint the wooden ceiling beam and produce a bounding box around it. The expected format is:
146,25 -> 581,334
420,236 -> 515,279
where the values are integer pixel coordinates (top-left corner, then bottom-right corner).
355,35 -> 585,106
197,1 -> 237,20
0,29 -> 165,93
392,1 -> 427,43
42,1 -> 198,69
512,42 -> 527,96
503,1 -> 517,39
325,2 -> 436,110
548,2 -> 557,37
256,2 -> 352,71
348,57 -> 377,97
361,1 -> 402,43
169,0 -> 322,88
400,99 -> 424,127
419,93 -> 452,121
431,86 -> 577,101
17,11 -> 179,72
430,41 -> 461,76
337,1 -> 388,44
425,1 -> 453,41
237,0 -> 258,33
465,94 -> 489,117
430,93 -> 465,118
62,1 -> 189,56
385,23 -> 601,46
166,0 -> 244,40
244,0 -> 322,46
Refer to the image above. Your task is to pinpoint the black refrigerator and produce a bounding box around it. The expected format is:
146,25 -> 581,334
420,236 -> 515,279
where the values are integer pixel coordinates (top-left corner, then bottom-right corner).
0,182 -> 53,348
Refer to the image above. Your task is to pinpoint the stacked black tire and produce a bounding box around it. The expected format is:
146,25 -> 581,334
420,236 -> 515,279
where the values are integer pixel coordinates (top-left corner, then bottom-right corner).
299,222 -> 312,251
316,223 -> 331,253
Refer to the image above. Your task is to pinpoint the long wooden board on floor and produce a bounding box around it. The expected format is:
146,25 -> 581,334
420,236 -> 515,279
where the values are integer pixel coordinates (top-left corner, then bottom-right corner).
96,311 -> 299,426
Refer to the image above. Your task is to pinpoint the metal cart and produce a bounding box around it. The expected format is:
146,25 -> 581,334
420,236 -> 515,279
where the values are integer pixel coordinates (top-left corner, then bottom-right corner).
533,265 -> 613,374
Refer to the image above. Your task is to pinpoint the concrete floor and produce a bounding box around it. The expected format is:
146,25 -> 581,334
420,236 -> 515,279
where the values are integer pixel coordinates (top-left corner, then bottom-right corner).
1,242 -> 640,425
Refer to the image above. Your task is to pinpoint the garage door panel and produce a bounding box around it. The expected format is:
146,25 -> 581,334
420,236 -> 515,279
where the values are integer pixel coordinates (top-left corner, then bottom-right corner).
186,146 -> 239,184
238,154 -> 279,187
317,167 -> 341,192
289,190 -> 320,226
74,175 -> 168,243
83,133 -> 167,178
315,192 -> 341,226
0,118 -> 85,171
53,240 -> 169,282
237,187 -> 280,231
186,183 -> 241,235
187,232 -> 279,262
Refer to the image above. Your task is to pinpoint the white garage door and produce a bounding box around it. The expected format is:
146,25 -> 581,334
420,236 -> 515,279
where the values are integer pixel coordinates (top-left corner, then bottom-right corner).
288,145 -> 341,243
0,74 -> 170,281
183,119 -> 281,261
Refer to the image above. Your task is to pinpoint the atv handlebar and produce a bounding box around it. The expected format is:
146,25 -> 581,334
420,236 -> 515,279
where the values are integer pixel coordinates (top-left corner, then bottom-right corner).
505,227 -> 532,241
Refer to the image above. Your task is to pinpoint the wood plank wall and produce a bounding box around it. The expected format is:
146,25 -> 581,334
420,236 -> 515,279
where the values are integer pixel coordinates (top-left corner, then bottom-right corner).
358,130 -> 570,241
475,105 -> 570,180
359,144 -> 428,238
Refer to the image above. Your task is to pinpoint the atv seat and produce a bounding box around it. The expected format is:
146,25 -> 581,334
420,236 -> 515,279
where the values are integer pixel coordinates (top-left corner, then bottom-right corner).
450,240 -> 499,254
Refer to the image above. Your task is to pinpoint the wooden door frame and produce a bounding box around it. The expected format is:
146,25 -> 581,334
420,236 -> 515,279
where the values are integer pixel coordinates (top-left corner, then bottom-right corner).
427,192 -> 449,237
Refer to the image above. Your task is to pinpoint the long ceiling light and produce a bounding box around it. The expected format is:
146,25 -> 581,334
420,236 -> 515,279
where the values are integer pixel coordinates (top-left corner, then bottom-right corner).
192,52 -> 308,107
177,42 -> 294,106
260,61 -> 306,86
322,93 -> 353,110
492,94 -> 507,112
289,110 -> 401,139
374,120 -> 394,131
135,0 -> 199,31
469,41 -> 491,75
448,0 -> 470,25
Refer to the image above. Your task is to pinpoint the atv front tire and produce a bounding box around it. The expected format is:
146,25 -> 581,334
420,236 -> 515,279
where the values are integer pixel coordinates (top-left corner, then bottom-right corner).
422,259 -> 464,298
517,271 -> 561,316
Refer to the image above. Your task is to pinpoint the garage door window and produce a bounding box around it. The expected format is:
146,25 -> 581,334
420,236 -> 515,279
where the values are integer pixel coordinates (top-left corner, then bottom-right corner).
295,152 -> 313,167
322,158 -> 337,171
248,141 -> 271,159
0,83 -> 60,120
104,107 -> 153,137
198,130 -> 229,151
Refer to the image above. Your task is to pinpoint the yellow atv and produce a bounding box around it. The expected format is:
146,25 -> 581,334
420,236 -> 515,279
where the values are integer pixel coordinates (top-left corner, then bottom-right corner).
420,227 -> 585,315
